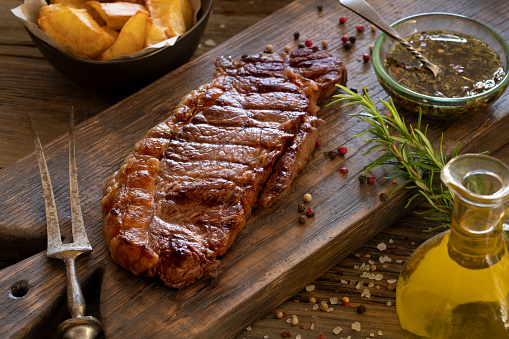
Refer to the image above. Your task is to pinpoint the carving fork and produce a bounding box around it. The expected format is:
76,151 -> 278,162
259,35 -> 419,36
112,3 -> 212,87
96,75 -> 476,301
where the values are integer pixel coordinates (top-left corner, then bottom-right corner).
29,110 -> 104,338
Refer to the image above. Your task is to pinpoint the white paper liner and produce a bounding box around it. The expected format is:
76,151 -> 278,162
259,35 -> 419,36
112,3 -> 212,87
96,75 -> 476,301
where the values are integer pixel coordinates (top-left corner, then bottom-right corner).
11,0 -> 202,62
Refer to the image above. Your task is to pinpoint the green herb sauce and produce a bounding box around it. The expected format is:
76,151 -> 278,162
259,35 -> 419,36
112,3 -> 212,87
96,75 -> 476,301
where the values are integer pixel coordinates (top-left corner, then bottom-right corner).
385,30 -> 505,98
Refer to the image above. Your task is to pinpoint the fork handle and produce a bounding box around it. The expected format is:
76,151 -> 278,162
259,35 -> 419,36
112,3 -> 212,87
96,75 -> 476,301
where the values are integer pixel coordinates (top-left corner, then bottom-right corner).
63,254 -> 86,318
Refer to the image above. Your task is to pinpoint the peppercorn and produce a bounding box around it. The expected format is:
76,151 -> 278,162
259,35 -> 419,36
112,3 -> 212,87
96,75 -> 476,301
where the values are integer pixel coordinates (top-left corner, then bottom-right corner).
320,302 -> 328,311
362,53 -> 371,63
341,296 -> 349,302
370,264 -> 377,271
339,16 -> 347,24
370,24 -> 377,32
337,146 -> 347,155
355,24 -> 365,32
324,150 -> 339,159
303,193 -> 312,202
276,311 -> 284,318
298,204 -> 305,212
339,167 -> 348,174
341,35 -> 350,43
317,334 -> 326,339
349,36 -> 356,43
266,44 -> 274,53
298,44 -> 305,49
293,31 -> 300,40
369,44 -> 374,53
309,296 -> 317,303
282,332 -> 291,338
306,208 -> 315,217
367,176 -> 376,184
387,284 -> 396,291
241,54 -> 248,59
341,301 -> 350,306
284,45 -> 291,53
315,138 -> 321,147
317,4 -> 323,11
321,40 -> 328,48
343,41 -> 352,50
357,304 -> 367,314
349,87 -> 358,93
380,192 -> 389,201
305,39 -> 313,47
291,316 -> 299,326
299,215 -> 307,224
358,174 -> 367,183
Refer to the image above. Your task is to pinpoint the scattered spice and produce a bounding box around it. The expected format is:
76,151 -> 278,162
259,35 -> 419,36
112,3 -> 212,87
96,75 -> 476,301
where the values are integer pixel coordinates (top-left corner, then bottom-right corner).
391,178 -> 398,184
306,208 -> 315,217
352,321 -> 362,332
276,311 -> 284,318
367,176 -> 376,184
339,16 -> 347,24
341,296 -> 349,302
363,53 -> 371,63
357,304 -> 367,314
370,24 -> 377,32
324,150 -> 339,159
364,253 -> 371,258
299,215 -> 307,224
337,146 -> 347,155
349,87 -> 358,93
241,54 -> 248,59
282,331 -> 292,338
343,41 -> 352,50
349,36 -> 356,44
315,138 -> 321,147
355,24 -> 365,32
298,44 -> 305,49
321,40 -> 328,48
370,265 -> 377,271
305,39 -> 313,47
341,35 -> 350,43
317,4 -> 323,11
293,32 -> 300,40
291,315 -> 299,326
387,284 -> 396,291
303,193 -> 312,202
333,326 -> 343,334
306,284 -> 316,291
320,302 -> 328,311
309,296 -> 317,303
339,167 -> 348,174
358,174 -> 367,183
318,334 -> 326,339
266,44 -> 274,53
341,301 -> 350,306
369,44 -> 374,53
298,204 -> 305,212
284,45 -> 291,53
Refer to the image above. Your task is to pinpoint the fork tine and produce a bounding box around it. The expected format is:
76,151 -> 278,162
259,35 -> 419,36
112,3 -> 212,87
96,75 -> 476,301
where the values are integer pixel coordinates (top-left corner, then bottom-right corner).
68,108 -> 91,250
28,114 -> 62,257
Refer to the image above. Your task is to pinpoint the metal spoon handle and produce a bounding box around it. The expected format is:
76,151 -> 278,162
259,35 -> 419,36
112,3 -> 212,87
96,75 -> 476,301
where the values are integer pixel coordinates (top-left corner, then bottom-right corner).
339,0 -> 439,77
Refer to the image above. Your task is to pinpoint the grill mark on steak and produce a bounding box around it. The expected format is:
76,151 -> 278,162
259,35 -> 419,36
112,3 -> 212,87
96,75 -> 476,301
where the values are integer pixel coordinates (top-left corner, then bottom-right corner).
102,48 -> 347,288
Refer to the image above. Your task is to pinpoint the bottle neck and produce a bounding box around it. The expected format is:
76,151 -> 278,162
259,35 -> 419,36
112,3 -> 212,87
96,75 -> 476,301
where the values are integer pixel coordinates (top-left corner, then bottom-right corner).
448,196 -> 506,269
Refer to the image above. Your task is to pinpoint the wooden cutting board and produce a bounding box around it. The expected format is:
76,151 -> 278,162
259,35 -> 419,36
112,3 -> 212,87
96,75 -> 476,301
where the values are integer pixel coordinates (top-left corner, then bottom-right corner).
2,0 -> 509,337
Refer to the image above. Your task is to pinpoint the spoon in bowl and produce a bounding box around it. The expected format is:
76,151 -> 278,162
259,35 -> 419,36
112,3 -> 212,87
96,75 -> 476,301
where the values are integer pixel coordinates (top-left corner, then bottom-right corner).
339,0 -> 440,77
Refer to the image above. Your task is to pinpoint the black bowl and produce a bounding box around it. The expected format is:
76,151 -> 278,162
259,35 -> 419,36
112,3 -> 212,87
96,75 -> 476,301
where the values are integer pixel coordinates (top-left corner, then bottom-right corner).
27,0 -> 213,90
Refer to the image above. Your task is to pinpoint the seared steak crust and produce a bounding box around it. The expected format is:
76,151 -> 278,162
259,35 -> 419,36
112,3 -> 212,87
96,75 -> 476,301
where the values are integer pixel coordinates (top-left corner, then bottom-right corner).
102,48 -> 347,288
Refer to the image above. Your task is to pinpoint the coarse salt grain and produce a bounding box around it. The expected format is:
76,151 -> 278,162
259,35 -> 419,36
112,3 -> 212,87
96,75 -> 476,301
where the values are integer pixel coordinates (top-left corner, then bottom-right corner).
378,330 -> 384,335
383,264 -> 388,268
387,279 -> 397,284
331,297 -> 338,304
306,284 -> 316,291
204,39 -> 216,46
375,274 -> 383,281
389,239 -> 394,243
361,288 -> 371,298
368,260 -> 374,265
326,307 -> 334,312
341,279 -> 348,284
379,255 -> 392,263
370,333 -> 375,337
356,281 -> 364,289
296,335 -> 302,339
313,303 -> 319,310
387,301 -> 392,306
286,318 -> 291,323
246,326 -> 252,331
352,321 -> 362,332
377,242 -> 387,251
368,282 -> 374,287
354,265 -> 360,269
396,260 -> 403,264
333,326 -> 343,334
311,323 -> 315,329
264,336 -> 268,339
355,253 -> 361,257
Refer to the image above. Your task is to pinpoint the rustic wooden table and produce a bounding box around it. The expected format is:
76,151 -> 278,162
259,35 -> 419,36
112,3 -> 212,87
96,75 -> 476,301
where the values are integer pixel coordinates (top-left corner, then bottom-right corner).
1,0 -> 509,338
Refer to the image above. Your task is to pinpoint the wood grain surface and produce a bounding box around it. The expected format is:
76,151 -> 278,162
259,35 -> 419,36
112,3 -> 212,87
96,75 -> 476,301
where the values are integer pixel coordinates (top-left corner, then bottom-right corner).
1,0 -> 509,338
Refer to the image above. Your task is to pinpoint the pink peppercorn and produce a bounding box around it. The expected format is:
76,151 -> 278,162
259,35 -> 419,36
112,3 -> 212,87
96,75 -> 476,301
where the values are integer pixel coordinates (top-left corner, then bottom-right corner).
341,35 -> 350,43
367,176 -> 376,184
305,39 -> 313,47
362,53 -> 371,63
339,167 -> 348,174
355,24 -> 365,32
337,146 -> 347,155
339,16 -> 347,24
315,138 -> 321,147
341,301 -> 350,306
306,208 -> 315,217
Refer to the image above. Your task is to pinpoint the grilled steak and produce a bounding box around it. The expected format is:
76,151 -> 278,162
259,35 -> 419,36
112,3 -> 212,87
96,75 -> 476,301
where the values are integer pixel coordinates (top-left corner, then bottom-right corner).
102,47 -> 347,288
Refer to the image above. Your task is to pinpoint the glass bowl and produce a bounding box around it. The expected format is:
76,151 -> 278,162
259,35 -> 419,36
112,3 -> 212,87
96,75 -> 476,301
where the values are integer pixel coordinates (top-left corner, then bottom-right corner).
372,13 -> 509,119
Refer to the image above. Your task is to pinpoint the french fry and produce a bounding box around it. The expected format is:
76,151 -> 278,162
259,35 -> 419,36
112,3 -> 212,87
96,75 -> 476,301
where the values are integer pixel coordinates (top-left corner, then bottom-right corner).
146,0 -> 185,38
180,0 -> 192,31
145,17 -> 168,47
39,3 -> 75,20
87,1 -> 147,30
38,7 -> 114,58
51,0 -> 105,25
102,26 -> 119,41
100,10 -> 148,61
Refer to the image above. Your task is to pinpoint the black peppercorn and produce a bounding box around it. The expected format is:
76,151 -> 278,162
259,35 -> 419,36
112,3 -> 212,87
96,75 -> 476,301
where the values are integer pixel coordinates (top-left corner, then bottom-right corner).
317,4 -> 323,11
298,44 -> 305,49
298,204 -> 305,212
294,32 -> 300,40
343,41 -> 353,50
357,304 -> 367,314
380,192 -> 389,201
299,215 -> 307,224
350,87 -> 358,93
241,54 -> 248,59
349,36 -> 356,43
358,174 -> 367,183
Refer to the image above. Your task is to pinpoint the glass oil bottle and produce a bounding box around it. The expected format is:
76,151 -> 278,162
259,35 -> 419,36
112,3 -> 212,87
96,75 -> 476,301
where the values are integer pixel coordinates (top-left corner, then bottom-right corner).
396,154 -> 509,338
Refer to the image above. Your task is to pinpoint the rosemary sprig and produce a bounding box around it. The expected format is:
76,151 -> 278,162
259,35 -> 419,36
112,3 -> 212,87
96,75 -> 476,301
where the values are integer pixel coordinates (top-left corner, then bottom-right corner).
327,85 -> 457,228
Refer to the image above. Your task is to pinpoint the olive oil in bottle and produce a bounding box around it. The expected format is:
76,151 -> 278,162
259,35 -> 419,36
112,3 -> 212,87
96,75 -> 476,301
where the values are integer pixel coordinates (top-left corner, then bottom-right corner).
396,154 -> 509,338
